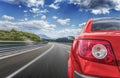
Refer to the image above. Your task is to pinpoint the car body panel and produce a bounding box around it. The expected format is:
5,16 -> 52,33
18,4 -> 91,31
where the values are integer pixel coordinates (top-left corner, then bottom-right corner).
68,18 -> 120,78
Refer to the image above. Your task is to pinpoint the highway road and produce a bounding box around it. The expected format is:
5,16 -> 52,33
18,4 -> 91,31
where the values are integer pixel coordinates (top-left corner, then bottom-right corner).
0,42 -> 71,78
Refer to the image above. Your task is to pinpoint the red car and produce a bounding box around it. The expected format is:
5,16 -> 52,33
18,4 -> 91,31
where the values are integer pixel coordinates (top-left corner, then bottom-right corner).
68,17 -> 120,78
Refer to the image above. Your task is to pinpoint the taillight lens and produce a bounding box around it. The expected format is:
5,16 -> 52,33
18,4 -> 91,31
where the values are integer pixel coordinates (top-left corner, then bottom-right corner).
78,39 -> 116,65
92,44 -> 107,59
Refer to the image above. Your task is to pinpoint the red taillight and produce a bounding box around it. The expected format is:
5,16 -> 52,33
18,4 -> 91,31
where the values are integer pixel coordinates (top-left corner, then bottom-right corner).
78,39 -> 117,65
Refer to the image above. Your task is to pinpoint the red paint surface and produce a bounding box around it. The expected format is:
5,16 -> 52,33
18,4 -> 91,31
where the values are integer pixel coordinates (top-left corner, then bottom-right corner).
68,19 -> 120,78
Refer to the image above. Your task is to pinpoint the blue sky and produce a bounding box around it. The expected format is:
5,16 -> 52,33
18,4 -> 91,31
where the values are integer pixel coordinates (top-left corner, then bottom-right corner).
0,0 -> 120,38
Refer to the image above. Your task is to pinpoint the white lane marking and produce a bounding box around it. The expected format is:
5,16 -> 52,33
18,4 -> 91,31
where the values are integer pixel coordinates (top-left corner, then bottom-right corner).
0,45 -> 46,60
66,50 -> 70,53
6,44 -> 54,78
61,45 -> 70,54
63,47 -> 67,50
63,47 -> 70,52
57,43 -> 71,47
63,44 -> 71,48
64,44 -> 71,47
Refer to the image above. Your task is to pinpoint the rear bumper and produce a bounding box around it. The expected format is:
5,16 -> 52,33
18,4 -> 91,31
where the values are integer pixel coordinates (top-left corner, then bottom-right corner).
74,71 -> 97,78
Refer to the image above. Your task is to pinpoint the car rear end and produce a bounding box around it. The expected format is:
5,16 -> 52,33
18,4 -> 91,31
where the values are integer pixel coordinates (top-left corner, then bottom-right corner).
68,17 -> 120,78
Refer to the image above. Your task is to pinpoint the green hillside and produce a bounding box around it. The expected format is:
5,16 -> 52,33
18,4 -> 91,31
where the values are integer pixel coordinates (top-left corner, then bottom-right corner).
0,29 -> 41,42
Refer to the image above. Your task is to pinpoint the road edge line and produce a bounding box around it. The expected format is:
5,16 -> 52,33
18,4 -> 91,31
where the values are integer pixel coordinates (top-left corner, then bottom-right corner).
6,44 -> 54,78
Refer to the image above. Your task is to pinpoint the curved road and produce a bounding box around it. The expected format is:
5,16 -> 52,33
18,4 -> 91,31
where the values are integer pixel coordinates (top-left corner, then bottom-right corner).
0,43 -> 71,78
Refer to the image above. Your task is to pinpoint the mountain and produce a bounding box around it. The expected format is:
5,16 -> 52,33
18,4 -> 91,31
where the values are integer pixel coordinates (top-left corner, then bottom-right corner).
38,34 -> 51,39
55,36 -> 74,42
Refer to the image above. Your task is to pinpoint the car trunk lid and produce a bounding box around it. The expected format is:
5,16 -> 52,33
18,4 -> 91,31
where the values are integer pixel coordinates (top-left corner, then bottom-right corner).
79,31 -> 120,71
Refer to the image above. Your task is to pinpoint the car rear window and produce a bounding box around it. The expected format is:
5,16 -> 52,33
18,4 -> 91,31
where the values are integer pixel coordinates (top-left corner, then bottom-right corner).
92,21 -> 120,31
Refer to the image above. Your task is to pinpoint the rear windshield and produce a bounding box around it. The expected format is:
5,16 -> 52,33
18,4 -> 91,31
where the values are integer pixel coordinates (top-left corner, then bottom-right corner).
92,21 -> 120,31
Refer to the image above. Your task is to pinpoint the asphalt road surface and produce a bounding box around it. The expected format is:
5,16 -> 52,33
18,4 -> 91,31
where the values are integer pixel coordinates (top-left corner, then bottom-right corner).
0,42 -> 71,78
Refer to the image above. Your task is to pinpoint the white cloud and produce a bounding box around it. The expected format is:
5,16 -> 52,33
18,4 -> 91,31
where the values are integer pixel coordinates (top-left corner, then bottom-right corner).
52,16 -> 58,19
0,21 -> 19,30
25,0 -> 44,7
23,10 -> 28,13
57,18 -> 70,25
48,0 -> 62,10
0,20 -> 56,35
79,22 -> 85,27
1,0 -> 44,7
112,0 -> 120,11
57,29 -> 81,36
69,0 -> 81,5
78,22 -> 86,30
24,18 -> 28,21
49,4 -> 60,9
0,20 -> 83,38
46,28 -> 81,38
2,15 -> 14,20
40,9 -> 49,13
29,8 -> 48,15
71,24 -> 75,26
30,8 -> 39,13
1,0 -> 19,4
115,4 -> 120,11
54,0 -> 62,3
69,0 -> 120,14
1,0 -> 46,19
29,20 -> 56,30
0,20 -> 82,38
91,8 -> 110,15
18,5 -> 22,8
41,15 -> 46,20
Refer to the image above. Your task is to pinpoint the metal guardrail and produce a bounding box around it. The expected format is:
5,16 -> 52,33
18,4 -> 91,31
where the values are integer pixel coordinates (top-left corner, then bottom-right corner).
0,43 -> 47,56
0,40 -> 34,42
